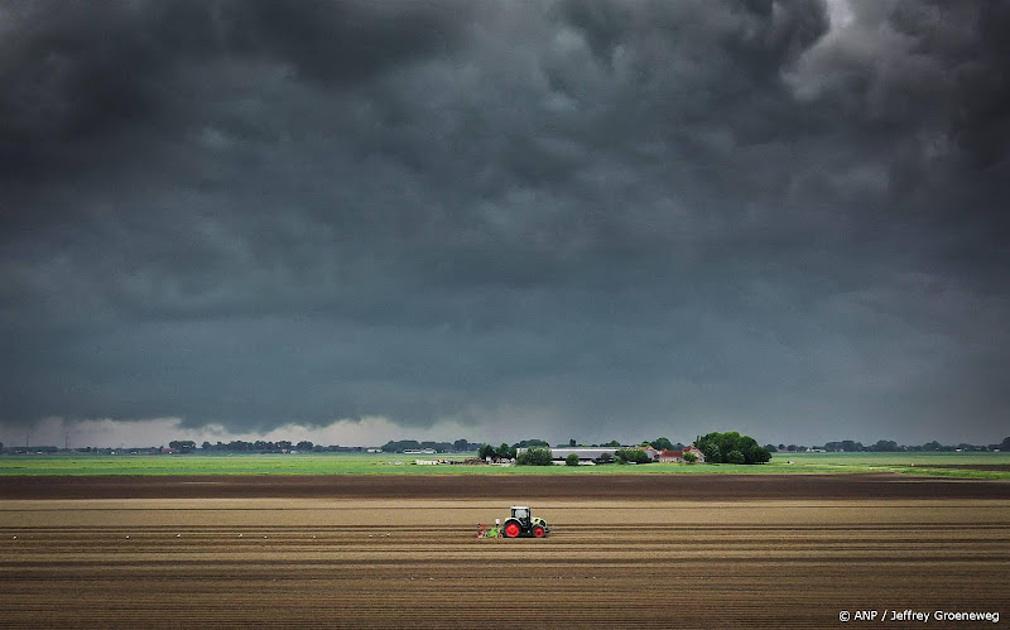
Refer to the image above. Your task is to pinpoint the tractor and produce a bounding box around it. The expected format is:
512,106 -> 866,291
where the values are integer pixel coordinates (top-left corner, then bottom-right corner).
501,505 -> 549,538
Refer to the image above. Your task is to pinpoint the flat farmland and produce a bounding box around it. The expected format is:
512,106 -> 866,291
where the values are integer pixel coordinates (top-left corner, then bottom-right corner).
5,452 -> 1010,480
2,477 -> 1009,628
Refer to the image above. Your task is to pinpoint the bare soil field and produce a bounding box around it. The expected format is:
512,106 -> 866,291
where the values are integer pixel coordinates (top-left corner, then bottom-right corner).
4,472 -> 1010,500
2,477 -> 1009,628
927,465 -> 1010,472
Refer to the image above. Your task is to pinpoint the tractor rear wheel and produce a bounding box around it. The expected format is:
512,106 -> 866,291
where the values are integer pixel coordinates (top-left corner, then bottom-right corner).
532,525 -> 546,538
503,521 -> 521,538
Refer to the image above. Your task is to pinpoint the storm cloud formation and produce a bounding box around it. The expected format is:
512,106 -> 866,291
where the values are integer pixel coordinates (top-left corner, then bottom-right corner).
1,0 -> 1008,444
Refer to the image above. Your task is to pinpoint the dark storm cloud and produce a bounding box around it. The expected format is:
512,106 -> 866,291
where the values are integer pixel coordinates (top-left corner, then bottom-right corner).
0,0 -> 466,184
1,0 -> 1008,444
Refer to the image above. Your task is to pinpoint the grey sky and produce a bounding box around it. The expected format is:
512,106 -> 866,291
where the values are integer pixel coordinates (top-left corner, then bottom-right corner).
1,0 -> 1008,446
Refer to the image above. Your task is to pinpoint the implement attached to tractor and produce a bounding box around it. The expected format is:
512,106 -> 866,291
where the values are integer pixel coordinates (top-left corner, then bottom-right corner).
479,505 -> 550,539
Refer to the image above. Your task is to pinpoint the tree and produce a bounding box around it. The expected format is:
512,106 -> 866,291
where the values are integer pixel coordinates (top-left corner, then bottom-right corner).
497,443 -> 516,460
565,453 -> 580,467
1000,437 -> 1010,451
683,452 -> 698,464
726,450 -> 745,464
296,441 -> 314,451
597,452 -> 613,464
478,444 -> 496,460
603,440 -> 621,447
512,439 -> 550,448
517,447 -> 553,466
650,437 -> 675,451
698,440 -> 721,463
763,444 -> 778,453
614,448 -> 651,464
824,440 -> 863,452
740,438 -> 771,464
382,440 -> 420,452
869,440 -> 899,452
695,432 -> 770,464
453,439 -> 469,452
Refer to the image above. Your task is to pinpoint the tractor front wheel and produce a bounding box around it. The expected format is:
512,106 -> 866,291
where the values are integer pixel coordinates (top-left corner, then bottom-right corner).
532,525 -> 546,538
503,521 -> 521,538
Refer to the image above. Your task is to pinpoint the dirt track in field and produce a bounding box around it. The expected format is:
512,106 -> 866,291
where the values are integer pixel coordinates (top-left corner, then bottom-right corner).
2,478 -> 1009,628
4,472 -> 1010,500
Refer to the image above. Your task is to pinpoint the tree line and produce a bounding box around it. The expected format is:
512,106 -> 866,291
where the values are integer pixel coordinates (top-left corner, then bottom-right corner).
768,437 -> 1010,453
380,439 -> 482,453
187,439 -> 485,454
183,440 -> 364,453
164,439 -> 485,454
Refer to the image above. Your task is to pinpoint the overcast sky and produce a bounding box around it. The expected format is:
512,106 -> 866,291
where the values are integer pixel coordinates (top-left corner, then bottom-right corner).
1,0 -> 1008,447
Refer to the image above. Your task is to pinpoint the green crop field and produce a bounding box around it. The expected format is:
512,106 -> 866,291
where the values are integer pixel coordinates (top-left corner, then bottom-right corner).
771,451 -> 1010,479
1,451 -> 1009,479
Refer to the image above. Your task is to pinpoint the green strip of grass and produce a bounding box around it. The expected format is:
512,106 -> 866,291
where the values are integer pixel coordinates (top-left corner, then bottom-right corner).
1,452 -> 1008,479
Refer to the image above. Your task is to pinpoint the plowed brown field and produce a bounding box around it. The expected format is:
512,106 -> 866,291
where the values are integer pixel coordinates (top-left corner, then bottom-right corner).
5,473 -> 1010,500
2,477 -> 1009,628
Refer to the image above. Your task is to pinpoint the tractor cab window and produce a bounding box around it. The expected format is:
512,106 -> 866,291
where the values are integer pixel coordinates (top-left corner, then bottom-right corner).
513,508 -> 528,519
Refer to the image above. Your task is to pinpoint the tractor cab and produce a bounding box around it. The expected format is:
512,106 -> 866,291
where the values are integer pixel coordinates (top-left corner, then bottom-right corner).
511,506 -> 530,523
502,505 -> 549,538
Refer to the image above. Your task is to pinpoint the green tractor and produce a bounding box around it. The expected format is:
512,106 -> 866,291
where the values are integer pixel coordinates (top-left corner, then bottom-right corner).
502,505 -> 550,538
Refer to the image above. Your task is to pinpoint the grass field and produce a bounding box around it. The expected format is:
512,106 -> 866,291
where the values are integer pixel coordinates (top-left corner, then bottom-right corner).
1,451 -> 1009,479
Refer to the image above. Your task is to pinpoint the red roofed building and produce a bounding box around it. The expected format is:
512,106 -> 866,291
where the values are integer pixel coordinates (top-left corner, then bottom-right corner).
658,449 -> 683,462
658,446 -> 705,463
685,445 -> 705,462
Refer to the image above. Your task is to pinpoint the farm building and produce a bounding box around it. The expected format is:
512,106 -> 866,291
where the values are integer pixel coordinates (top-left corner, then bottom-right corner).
515,447 -> 618,463
658,446 -> 706,463
658,450 -> 680,462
